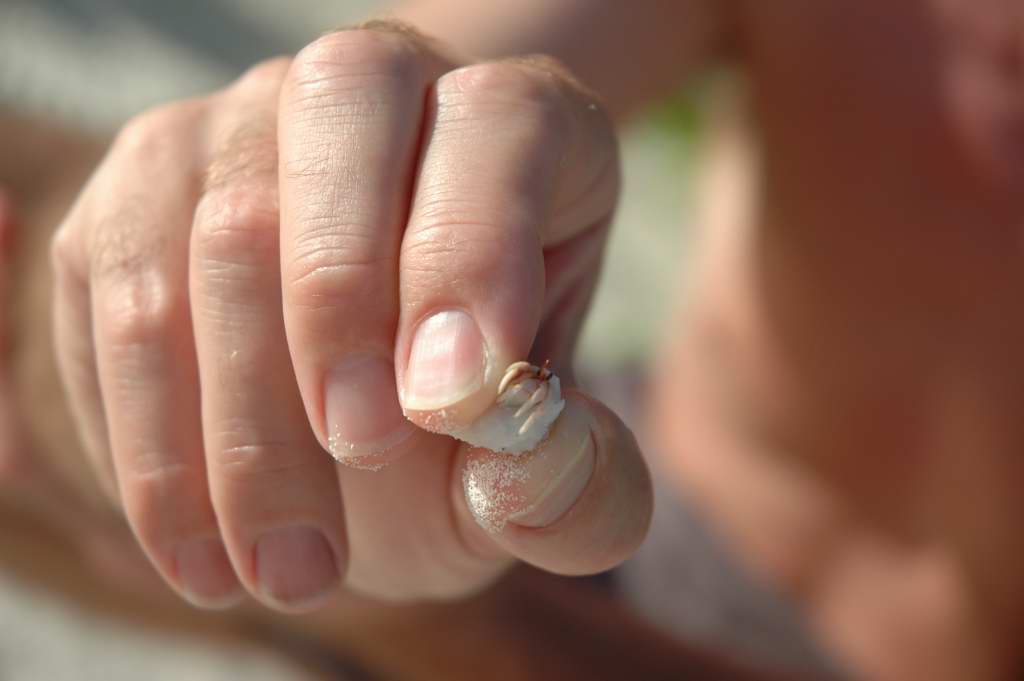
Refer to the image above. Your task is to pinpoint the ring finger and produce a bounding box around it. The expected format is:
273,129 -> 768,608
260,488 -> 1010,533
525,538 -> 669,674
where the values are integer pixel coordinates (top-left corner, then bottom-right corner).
84,100 -> 241,607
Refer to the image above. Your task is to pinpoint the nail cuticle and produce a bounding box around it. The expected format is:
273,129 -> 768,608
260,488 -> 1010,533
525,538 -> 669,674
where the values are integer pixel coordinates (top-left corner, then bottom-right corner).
325,354 -> 410,457
327,417 -> 417,461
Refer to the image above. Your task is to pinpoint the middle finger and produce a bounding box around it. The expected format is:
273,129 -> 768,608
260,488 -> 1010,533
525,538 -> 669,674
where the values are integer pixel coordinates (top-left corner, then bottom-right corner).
190,60 -> 347,612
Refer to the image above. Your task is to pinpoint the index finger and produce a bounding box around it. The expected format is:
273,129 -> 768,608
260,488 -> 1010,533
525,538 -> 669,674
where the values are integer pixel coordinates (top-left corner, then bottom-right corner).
395,56 -> 620,428
391,58 -> 648,573
278,24 -> 454,463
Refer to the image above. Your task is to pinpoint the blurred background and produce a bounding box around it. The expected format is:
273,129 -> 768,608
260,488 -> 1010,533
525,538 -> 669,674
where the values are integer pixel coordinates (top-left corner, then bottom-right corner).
0,1 -> 698,679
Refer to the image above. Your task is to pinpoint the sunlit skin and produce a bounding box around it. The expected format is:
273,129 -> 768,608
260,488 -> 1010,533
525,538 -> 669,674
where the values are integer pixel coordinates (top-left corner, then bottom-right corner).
2,0 -> 1023,679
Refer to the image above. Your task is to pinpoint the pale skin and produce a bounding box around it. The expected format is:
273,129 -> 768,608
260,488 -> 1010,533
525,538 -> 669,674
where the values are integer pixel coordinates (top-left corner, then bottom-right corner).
2,0 -> 1023,679
47,23 -> 657,610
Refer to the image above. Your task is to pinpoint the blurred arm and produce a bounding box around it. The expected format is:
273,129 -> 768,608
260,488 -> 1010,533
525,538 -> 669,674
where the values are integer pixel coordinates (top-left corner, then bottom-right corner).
393,0 -> 730,119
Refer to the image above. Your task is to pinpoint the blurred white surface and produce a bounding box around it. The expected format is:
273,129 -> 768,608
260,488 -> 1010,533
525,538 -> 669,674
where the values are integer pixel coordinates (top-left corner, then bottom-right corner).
0,571 -> 317,681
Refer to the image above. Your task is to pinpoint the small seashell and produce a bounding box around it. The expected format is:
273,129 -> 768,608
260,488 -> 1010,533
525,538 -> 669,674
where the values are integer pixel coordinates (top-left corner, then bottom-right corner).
446,360 -> 565,454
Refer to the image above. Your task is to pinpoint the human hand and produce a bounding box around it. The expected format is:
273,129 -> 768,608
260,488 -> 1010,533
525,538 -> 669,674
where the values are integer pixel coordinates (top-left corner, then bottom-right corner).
50,22 -> 651,612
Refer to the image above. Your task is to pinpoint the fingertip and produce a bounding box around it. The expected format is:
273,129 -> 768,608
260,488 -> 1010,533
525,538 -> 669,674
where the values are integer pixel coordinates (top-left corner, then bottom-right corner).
251,525 -> 345,614
173,536 -> 246,610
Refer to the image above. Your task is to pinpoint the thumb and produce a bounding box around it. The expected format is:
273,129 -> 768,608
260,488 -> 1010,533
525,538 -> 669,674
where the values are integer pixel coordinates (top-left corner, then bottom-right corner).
454,389 -> 653,576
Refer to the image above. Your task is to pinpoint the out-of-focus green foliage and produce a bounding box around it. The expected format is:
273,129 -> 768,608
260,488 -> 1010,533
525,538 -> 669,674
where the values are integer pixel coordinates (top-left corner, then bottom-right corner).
646,82 -> 706,141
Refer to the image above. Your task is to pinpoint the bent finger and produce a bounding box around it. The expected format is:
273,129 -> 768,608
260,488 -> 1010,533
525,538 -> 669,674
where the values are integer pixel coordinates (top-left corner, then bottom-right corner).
192,61 -> 347,611
89,103 -> 241,607
396,57 -> 619,430
51,191 -> 119,500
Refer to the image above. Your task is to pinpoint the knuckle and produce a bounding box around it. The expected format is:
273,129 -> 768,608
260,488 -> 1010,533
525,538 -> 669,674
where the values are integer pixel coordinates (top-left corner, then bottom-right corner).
113,101 -> 202,162
289,28 -> 423,105
412,187 -> 502,230
508,54 -> 599,107
205,421 -> 305,481
437,60 -> 571,134
209,436 -> 308,487
98,270 -> 185,349
91,215 -> 164,284
124,459 -> 202,541
90,198 -> 171,285
193,187 -> 279,269
402,226 -> 500,281
283,225 -> 387,309
231,56 -> 291,94
203,120 -> 277,192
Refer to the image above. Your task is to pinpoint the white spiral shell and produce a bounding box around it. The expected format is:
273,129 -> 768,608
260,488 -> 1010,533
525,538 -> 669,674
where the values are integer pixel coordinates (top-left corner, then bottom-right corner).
446,361 -> 565,454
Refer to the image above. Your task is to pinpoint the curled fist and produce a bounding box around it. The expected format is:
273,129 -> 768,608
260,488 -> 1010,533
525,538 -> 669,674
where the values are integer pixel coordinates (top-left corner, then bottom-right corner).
51,22 -> 651,611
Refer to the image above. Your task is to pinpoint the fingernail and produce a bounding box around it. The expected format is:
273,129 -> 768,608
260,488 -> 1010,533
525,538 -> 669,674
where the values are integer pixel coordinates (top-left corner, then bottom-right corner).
255,526 -> 339,611
403,309 -> 486,412
175,537 -> 244,609
463,397 -> 596,532
325,355 -> 416,457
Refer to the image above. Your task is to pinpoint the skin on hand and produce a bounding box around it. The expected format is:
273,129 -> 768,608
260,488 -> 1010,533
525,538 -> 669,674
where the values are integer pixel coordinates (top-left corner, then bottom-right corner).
49,22 -> 652,612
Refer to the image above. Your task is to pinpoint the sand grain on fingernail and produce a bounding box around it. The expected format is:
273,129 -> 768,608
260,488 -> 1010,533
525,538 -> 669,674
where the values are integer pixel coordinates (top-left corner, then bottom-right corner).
334,455 -> 388,472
